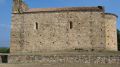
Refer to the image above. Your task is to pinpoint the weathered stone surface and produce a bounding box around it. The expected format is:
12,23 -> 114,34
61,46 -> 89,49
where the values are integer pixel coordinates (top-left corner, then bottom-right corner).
10,9 -> 118,53
105,14 -> 118,51
13,0 -> 28,13
8,52 -> 120,64
11,0 -> 118,53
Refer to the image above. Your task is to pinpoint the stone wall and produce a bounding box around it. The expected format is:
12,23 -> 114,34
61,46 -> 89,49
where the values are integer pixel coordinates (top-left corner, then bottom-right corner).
8,52 -> 120,64
11,11 -> 108,53
105,14 -> 118,51
13,0 -> 28,13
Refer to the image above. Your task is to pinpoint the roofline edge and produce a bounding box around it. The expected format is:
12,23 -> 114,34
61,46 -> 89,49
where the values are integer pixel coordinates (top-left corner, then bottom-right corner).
105,13 -> 118,18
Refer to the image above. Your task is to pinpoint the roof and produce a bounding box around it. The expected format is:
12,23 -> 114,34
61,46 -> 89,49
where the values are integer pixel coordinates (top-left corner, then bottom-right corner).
105,13 -> 118,18
24,6 -> 104,13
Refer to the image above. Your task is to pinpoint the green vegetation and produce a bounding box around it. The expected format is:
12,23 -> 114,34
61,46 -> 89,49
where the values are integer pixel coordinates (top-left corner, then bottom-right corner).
117,29 -> 120,51
0,48 -> 10,53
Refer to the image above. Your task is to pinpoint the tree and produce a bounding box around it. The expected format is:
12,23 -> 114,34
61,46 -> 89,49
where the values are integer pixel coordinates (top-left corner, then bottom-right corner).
117,29 -> 120,51
0,48 -> 9,53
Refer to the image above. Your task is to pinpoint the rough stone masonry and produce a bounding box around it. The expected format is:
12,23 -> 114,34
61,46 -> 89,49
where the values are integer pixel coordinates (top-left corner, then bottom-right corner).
6,0 -> 120,64
10,0 -> 118,53
8,52 -> 120,64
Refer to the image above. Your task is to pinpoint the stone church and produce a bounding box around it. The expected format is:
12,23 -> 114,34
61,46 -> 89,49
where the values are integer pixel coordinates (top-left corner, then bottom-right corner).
11,0 -> 118,53
0,0 -> 120,65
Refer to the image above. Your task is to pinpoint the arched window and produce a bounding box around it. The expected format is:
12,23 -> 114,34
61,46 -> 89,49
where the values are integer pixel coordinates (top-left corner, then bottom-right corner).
69,21 -> 73,29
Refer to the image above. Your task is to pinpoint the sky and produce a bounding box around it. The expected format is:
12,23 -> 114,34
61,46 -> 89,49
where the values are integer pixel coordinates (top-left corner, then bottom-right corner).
0,0 -> 120,47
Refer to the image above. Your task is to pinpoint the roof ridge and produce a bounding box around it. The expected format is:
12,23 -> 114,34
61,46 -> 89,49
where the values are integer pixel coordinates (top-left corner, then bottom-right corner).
22,6 -> 104,13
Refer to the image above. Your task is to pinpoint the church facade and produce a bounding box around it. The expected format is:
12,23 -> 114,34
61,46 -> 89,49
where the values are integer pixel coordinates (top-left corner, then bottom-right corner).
10,0 -> 118,53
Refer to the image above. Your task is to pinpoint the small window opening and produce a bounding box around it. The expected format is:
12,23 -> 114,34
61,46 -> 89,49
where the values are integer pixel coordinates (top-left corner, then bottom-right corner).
69,21 -> 73,29
35,22 -> 38,30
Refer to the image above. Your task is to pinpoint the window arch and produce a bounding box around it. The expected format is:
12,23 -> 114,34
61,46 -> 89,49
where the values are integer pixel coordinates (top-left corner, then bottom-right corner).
69,21 -> 73,29
35,22 -> 38,30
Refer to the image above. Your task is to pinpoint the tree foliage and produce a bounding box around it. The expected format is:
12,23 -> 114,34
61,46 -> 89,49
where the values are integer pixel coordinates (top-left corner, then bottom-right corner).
117,29 -> 120,51
0,48 -> 10,53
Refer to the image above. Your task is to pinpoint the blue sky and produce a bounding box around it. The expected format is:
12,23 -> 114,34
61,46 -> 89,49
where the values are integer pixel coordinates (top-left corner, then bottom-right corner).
0,0 -> 120,47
